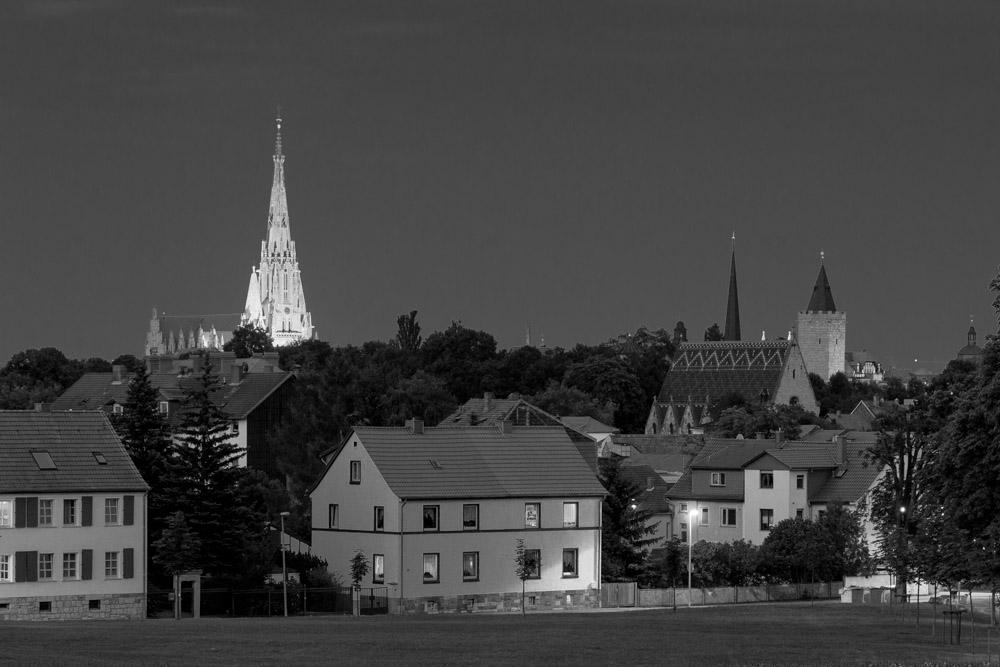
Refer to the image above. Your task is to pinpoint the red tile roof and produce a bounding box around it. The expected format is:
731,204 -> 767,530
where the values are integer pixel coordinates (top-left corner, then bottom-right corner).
0,411 -> 148,493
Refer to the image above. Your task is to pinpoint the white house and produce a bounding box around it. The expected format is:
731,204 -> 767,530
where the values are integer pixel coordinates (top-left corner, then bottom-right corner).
310,419 -> 606,613
0,411 -> 149,620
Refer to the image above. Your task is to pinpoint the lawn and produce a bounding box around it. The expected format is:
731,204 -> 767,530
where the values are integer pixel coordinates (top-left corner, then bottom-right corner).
1,601 -> 996,666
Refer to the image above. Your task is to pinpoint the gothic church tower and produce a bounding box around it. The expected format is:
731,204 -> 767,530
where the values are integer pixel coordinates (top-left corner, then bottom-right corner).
243,113 -> 314,346
724,237 -> 741,341
792,256 -> 845,379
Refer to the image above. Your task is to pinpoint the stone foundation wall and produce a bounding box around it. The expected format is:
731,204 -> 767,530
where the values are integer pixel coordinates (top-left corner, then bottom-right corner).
0,593 -> 146,621
400,588 -> 598,614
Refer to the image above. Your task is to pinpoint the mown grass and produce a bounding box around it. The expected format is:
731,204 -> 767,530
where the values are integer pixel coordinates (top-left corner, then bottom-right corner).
1,601 -> 996,666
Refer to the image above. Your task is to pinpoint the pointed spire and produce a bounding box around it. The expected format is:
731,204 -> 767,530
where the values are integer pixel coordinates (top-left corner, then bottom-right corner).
724,234 -> 741,341
274,106 -> 283,158
806,253 -> 838,312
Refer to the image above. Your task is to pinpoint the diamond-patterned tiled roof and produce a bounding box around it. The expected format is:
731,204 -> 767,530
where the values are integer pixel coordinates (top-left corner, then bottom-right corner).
0,411 -> 148,493
656,341 -> 791,404
350,425 -> 605,500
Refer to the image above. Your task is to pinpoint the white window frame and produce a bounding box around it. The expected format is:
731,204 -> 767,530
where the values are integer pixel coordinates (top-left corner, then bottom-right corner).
462,504 -> 479,531
158,401 -> 169,414
422,553 -> 440,583
0,500 -> 12,528
349,460 -> 361,484
104,497 -> 121,525
721,507 -> 737,527
38,553 -> 54,580
38,498 -> 54,526
710,472 -> 726,487
525,502 -> 540,529
63,552 -> 79,580
0,554 -> 12,582
105,551 -> 120,578
700,507 -> 709,526
563,502 -> 578,528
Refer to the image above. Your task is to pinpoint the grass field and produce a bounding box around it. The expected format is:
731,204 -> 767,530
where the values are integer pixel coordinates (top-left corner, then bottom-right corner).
2,601 -> 997,666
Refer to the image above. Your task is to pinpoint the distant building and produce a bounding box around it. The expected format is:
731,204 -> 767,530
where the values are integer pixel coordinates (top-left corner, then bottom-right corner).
845,349 -> 884,384
956,324 -> 984,364
0,411 -> 148,620
241,113 -> 314,346
310,420 -> 606,613
144,309 -> 240,357
793,259 -> 846,380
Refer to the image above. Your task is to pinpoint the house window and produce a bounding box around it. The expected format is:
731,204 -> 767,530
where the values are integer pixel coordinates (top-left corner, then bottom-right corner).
525,503 -> 540,529
88,599 -> 101,610
760,509 -> 774,531
563,502 -> 578,528
104,498 -> 120,525
524,549 -> 541,579
349,460 -> 361,484
63,499 -> 77,526
0,500 -> 12,527
0,555 -> 10,582
710,472 -> 726,486
760,472 -> 774,489
796,474 -> 805,489
423,505 -> 439,531
105,551 -> 119,578
562,549 -> 578,578
373,554 -> 384,584
374,506 -> 384,531
700,508 -> 709,526
39,499 -> 53,526
463,552 -> 479,581
63,553 -> 78,579
39,601 -> 51,612
463,504 -> 479,530
38,553 -> 53,580
796,508 -> 804,520
818,510 -> 827,520
231,421 -> 239,435
721,508 -> 737,526
422,553 -> 439,583
158,401 -> 169,414
679,503 -> 688,513
680,521 -> 688,543
328,504 -> 338,529
113,404 -> 124,414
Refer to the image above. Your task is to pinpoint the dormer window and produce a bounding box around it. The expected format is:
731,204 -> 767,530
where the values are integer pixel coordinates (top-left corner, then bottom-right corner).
710,472 -> 726,487
158,401 -> 169,415
113,404 -> 124,415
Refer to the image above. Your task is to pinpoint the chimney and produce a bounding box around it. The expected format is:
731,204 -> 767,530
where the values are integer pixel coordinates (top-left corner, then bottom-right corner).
499,419 -> 513,434
34,403 -> 52,412
835,435 -> 846,464
230,364 -> 244,385
112,364 -> 125,383
484,392 -> 494,411
407,418 -> 424,435
646,477 -> 655,492
755,432 -> 766,440
776,428 -> 785,445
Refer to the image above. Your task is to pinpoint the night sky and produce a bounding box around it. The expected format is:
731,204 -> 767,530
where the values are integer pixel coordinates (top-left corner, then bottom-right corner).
3,0 -> 998,373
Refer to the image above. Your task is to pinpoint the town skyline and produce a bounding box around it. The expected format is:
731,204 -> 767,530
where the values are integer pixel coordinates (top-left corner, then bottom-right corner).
3,0 -> 998,370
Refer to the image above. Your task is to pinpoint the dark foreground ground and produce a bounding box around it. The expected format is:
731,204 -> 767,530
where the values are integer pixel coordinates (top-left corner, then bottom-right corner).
2,601 -> 997,666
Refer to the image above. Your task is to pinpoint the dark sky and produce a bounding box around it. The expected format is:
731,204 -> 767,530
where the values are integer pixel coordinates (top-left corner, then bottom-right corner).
3,0 -> 998,373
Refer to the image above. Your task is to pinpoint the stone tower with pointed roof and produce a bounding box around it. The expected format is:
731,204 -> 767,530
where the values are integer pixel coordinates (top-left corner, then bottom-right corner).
242,113 -> 314,346
792,258 -> 845,380
725,240 -> 741,341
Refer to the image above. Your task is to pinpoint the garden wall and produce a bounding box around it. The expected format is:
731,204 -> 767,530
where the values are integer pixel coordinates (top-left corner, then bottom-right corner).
632,581 -> 842,608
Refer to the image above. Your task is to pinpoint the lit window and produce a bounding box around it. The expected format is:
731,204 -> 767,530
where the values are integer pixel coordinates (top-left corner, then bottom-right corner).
374,506 -> 384,531
525,503 -> 540,529
463,504 -> 479,530
104,498 -> 120,525
63,553 -> 78,579
710,472 -> 726,486
422,553 -> 439,583
463,552 -> 479,581
38,553 -> 53,580
760,509 -> 774,531
0,500 -> 13,527
562,549 -> 578,578
563,502 -> 578,528
350,460 -> 361,484
422,506 -> 439,531
39,499 -> 53,526
105,552 -> 119,578
760,472 -> 774,489
328,504 -> 338,529
373,554 -> 384,584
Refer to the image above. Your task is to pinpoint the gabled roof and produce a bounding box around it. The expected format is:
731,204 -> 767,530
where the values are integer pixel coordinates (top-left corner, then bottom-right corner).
747,445 -> 839,470
797,428 -> 849,442
690,438 -> 773,469
0,411 -> 148,493
339,425 -> 605,500
560,416 -> 618,435
620,463 -> 673,514
49,373 -> 131,411
655,341 -> 792,405
810,441 -> 882,504
439,397 -> 563,428
216,372 -> 294,420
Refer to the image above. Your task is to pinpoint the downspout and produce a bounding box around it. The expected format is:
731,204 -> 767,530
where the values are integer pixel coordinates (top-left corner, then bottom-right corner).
144,490 -> 149,619
399,499 -> 406,614
597,497 -> 603,608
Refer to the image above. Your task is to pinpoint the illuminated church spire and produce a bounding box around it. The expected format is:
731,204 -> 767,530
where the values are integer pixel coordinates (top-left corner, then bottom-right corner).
242,110 -> 314,345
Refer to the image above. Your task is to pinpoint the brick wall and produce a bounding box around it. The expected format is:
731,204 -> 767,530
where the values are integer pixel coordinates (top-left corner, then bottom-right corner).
399,588 -> 599,614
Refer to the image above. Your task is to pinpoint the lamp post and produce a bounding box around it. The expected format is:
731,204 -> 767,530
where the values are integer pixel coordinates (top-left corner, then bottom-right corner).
688,508 -> 698,608
280,511 -> 290,618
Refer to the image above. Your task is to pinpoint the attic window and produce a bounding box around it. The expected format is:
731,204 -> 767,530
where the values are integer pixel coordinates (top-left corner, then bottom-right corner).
429,460 -> 442,470
31,451 -> 56,470
93,452 -> 108,465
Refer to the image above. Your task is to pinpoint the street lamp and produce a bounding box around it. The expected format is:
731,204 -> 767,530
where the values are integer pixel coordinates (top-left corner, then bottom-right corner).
688,508 -> 698,608
280,511 -> 291,618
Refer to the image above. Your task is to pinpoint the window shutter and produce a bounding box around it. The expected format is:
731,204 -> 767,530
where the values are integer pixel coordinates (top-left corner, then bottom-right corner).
26,551 -> 38,582
14,497 -> 26,528
123,548 -> 134,579
81,496 -> 93,526
14,551 -> 27,582
26,497 -> 39,528
82,549 -> 93,580
123,495 -> 134,526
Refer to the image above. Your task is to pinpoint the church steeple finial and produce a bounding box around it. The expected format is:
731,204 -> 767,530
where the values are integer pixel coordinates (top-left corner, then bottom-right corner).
274,106 -> 283,159
724,234 -> 741,341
